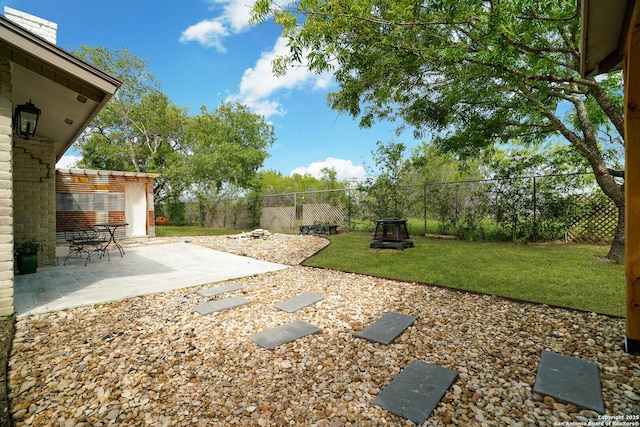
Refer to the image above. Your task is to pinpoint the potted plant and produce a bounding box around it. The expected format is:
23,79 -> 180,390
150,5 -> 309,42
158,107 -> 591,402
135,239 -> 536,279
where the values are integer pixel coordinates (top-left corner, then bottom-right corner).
15,238 -> 43,275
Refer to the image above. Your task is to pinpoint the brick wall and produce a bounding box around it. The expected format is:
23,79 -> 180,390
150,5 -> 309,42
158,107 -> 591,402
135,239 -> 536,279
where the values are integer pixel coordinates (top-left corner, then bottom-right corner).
13,139 -> 56,267
0,59 -> 13,316
4,7 -> 57,44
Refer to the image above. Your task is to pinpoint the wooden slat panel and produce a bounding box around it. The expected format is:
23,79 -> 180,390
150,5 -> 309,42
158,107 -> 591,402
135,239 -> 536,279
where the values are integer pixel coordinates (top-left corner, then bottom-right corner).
624,2 -> 640,343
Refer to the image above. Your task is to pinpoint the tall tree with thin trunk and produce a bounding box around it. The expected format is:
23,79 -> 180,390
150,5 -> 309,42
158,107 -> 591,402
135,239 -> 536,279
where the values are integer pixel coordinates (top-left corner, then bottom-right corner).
252,0 -> 626,260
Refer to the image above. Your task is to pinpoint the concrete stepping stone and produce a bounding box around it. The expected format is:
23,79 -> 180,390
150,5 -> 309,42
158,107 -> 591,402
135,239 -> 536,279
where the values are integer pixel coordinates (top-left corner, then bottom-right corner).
356,312 -> 417,345
274,292 -> 324,313
194,296 -> 250,315
372,360 -> 458,424
249,320 -> 322,349
198,283 -> 244,297
533,350 -> 605,413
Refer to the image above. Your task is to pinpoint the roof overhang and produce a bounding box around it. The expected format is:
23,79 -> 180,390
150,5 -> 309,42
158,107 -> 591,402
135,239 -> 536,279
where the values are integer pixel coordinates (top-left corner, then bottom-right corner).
580,0 -> 635,77
0,15 -> 121,161
56,168 -> 160,179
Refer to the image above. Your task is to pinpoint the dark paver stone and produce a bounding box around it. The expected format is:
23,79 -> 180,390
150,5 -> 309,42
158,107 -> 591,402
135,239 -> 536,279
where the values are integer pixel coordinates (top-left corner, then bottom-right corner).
198,283 -> 244,297
249,320 -> 322,349
274,292 -> 324,313
372,360 -> 458,424
356,312 -> 417,345
194,296 -> 250,315
533,350 -> 605,413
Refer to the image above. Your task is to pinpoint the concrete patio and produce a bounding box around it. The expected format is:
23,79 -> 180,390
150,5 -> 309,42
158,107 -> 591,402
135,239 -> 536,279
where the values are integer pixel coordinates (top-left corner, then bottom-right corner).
14,242 -> 289,317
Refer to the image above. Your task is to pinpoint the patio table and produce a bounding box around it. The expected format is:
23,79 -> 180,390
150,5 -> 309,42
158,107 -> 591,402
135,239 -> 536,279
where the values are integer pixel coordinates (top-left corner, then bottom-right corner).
95,222 -> 128,257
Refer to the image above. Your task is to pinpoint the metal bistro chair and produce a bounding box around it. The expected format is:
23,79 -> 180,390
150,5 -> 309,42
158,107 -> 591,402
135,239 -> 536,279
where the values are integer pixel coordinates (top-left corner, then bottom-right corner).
63,220 -> 110,266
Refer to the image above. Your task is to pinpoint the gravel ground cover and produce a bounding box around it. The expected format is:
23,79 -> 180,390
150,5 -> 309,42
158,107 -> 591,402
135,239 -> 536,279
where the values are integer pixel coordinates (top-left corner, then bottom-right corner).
119,233 -> 328,266
7,235 -> 640,426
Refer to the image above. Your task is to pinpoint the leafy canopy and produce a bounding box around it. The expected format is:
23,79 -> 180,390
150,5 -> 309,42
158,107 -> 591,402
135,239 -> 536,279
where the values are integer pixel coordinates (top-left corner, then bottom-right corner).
73,47 -> 274,205
253,0 -> 620,153
252,0 -> 626,259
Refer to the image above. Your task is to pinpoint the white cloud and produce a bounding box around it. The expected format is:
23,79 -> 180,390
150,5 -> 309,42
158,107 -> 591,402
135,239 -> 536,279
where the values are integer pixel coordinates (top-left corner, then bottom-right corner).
223,0 -> 257,32
290,158 -> 366,182
179,18 -> 229,51
56,155 -> 81,169
227,36 -> 333,118
182,2 -> 335,117
179,0 -> 257,51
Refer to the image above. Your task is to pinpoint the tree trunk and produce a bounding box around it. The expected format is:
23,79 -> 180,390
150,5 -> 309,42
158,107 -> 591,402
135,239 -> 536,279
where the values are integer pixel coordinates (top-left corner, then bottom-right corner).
529,89 -> 626,260
593,173 -> 625,262
582,85 -> 626,261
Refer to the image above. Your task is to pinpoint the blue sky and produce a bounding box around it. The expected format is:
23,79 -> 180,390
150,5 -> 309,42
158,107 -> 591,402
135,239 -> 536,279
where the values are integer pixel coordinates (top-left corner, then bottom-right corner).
2,0 -> 422,181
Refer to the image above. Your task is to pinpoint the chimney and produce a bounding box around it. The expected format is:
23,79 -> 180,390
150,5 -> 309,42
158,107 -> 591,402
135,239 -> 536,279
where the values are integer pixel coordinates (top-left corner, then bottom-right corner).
4,6 -> 57,44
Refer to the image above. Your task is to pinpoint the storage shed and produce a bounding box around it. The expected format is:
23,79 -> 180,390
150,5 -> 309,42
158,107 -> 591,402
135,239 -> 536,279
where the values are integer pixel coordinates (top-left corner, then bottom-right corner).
56,168 -> 158,242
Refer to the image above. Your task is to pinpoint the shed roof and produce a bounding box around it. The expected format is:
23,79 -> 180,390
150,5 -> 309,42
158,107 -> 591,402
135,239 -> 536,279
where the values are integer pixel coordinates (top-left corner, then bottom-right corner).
56,168 -> 159,179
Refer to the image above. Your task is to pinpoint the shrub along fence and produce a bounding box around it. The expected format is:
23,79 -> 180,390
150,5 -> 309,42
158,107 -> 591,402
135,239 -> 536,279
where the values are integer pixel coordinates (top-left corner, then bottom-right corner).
180,173 -> 617,244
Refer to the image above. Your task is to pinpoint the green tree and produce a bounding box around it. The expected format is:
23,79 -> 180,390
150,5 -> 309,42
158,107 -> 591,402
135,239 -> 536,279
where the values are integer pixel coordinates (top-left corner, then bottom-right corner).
259,170 -> 323,194
73,47 -> 274,209
73,46 -> 189,204
252,0 -> 626,260
407,142 -> 488,235
258,169 -> 349,194
184,102 -> 274,195
319,167 -> 339,190
257,168 -> 351,212
182,102 -> 275,226
359,141 -> 408,219
487,145 -> 599,242
406,142 -> 485,185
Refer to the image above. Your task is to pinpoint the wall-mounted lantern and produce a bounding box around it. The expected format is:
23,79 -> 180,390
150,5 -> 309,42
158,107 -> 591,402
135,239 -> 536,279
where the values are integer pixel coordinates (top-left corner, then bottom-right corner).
13,100 -> 41,140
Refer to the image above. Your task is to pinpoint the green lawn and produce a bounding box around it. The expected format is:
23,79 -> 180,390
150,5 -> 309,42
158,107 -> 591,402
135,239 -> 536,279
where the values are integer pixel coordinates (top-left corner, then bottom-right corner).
155,226 -> 243,237
153,227 -> 625,316
303,232 -> 626,317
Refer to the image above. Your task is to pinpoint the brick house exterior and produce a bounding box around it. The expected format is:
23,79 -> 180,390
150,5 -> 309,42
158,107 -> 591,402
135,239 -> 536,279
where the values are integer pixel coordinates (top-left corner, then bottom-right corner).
0,58 -> 14,315
13,135 -> 58,267
0,9 -> 120,315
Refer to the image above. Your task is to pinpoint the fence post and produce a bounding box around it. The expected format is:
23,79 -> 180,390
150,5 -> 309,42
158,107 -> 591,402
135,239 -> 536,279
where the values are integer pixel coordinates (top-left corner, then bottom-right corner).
533,175 -> 538,243
455,185 -> 460,226
348,187 -> 352,231
423,183 -> 427,235
293,192 -> 297,232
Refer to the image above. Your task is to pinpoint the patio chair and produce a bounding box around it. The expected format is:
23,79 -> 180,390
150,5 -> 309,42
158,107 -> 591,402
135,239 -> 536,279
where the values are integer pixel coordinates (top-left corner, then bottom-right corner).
63,220 -> 110,266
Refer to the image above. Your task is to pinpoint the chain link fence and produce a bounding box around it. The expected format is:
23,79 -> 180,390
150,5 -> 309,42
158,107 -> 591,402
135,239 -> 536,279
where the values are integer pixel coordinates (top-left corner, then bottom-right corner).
260,189 -> 349,233
182,174 -> 617,244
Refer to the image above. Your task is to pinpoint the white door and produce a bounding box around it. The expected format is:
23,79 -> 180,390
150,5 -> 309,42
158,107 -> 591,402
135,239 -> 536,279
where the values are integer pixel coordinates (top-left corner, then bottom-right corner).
125,182 -> 147,237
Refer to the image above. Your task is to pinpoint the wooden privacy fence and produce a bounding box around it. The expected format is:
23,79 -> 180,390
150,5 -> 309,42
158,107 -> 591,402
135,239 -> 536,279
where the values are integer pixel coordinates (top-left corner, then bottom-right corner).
565,196 -> 618,244
261,206 -> 296,232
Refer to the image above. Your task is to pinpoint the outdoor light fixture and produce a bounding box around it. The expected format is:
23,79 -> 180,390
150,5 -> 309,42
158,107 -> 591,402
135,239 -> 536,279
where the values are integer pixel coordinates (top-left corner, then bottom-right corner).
13,100 -> 41,140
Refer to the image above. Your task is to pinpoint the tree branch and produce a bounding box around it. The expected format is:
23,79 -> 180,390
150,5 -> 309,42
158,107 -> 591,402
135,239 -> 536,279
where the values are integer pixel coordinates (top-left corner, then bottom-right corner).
608,169 -> 625,178
516,83 -> 591,156
587,80 -> 625,137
